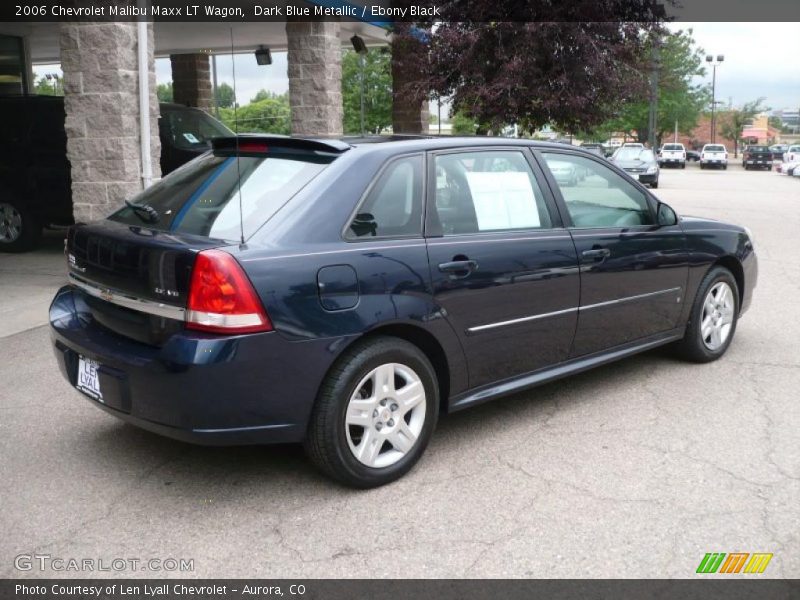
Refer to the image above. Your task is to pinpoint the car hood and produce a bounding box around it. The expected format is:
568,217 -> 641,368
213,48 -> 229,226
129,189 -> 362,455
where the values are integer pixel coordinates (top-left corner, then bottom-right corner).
679,215 -> 744,233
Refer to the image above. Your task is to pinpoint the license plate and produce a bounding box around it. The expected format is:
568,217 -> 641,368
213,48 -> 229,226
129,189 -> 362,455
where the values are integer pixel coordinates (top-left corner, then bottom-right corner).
77,356 -> 103,402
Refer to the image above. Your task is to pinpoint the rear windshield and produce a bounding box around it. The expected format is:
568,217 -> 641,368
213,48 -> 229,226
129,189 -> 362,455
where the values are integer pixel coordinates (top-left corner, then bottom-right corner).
616,147 -> 648,161
747,146 -> 769,151
110,150 -> 334,240
662,144 -> 683,150
705,145 -> 726,152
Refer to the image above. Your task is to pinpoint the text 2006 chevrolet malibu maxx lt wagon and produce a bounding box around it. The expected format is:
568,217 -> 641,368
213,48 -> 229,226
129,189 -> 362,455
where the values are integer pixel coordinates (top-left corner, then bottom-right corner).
50,136 -> 757,487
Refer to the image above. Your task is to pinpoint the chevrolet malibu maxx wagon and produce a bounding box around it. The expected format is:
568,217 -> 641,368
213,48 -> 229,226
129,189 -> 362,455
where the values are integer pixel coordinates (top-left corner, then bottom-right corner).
50,136 -> 757,487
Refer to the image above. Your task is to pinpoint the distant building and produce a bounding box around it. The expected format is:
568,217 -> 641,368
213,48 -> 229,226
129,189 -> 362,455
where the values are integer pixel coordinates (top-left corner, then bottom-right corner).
741,114 -> 781,145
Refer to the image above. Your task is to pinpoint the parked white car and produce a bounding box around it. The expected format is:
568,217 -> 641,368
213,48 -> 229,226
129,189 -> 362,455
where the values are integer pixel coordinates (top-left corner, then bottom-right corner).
700,144 -> 728,170
783,145 -> 800,164
659,143 -> 687,169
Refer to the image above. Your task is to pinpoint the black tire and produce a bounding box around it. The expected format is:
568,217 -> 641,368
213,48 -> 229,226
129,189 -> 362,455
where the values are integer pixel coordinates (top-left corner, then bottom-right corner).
723,164 -> 728,170
650,180 -> 658,189
673,266 -> 740,363
681,163 -> 686,169
0,199 -> 41,253
304,336 -> 439,488
700,163 -> 705,170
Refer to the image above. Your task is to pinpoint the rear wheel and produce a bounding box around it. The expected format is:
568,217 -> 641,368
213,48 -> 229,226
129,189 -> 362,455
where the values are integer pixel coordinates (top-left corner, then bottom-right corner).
673,266 -> 739,363
305,336 -> 439,488
650,180 -> 659,189
0,200 -> 41,253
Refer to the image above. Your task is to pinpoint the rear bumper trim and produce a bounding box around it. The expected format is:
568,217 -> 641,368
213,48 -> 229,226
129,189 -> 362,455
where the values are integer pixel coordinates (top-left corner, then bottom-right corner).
68,272 -> 185,321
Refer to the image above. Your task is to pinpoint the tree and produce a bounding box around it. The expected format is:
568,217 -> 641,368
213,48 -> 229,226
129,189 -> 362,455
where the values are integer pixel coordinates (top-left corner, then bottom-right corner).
33,75 -> 62,96
342,48 -> 393,135
215,83 -> 235,109
156,82 -> 173,103
219,93 -> 290,135
395,4 -> 665,134
451,111 -> 478,135
719,98 -> 767,157
590,28 -> 709,146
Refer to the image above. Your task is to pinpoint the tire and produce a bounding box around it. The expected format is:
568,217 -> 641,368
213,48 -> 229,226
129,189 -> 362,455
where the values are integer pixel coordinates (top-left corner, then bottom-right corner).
305,336 -> 439,488
723,164 -> 728,170
700,163 -> 705,170
673,266 -> 739,363
681,163 -> 686,169
0,200 -> 41,253
650,180 -> 658,189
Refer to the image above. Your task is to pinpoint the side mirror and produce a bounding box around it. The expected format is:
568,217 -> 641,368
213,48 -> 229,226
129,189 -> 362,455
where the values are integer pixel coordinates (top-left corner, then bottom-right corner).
657,202 -> 678,226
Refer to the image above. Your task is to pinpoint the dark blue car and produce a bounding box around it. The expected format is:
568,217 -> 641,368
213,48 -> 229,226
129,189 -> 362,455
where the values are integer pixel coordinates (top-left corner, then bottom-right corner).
50,136 -> 757,487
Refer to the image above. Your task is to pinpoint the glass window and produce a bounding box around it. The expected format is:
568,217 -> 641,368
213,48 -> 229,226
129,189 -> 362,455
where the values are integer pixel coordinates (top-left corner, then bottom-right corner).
161,108 -> 233,150
347,155 -> 423,239
0,35 -> 27,95
432,151 -> 551,235
110,150 -> 334,241
542,153 -> 654,228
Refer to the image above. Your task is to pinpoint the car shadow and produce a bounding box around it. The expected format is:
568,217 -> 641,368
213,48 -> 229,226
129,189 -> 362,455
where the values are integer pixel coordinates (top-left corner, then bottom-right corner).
82,347 -> 684,491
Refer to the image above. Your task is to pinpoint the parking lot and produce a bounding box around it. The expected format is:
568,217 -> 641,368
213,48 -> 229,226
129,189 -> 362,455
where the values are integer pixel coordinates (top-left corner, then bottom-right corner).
1,162 -> 798,579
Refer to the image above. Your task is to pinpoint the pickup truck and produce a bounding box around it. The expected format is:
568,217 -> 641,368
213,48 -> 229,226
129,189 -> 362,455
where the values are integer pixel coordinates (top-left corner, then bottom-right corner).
784,145 -> 800,164
700,144 -> 728,170
742,145 -> 773,170
658,143 -> 687,168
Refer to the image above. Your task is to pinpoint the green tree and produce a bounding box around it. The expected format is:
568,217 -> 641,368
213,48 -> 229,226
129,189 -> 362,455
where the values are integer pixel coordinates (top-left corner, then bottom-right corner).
451,111 -> 477,135
219,93 -> 290,135
590,29 -> 709,146
156,82 -> 173,103
719,98 -> 767,157
215,82 -> 235,109
33,75 -> 62,96
342,48 -> 392,135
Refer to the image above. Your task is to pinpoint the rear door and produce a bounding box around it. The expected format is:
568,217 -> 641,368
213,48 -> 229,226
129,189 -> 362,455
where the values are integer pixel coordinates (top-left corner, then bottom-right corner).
424,147 -> 580,389
537,150 -> 688,357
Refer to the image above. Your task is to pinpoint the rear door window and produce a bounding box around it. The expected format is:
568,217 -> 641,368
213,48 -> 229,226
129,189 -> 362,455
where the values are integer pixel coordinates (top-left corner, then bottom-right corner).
346,155 -> 423,239
110,150 -> 334,241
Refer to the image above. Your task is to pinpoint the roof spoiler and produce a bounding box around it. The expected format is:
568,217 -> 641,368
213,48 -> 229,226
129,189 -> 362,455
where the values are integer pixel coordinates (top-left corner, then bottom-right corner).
211,135 -> 351,154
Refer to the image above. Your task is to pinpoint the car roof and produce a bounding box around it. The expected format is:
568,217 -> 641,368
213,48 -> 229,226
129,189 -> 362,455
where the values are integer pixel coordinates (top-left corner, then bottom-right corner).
213,134 -> 607,156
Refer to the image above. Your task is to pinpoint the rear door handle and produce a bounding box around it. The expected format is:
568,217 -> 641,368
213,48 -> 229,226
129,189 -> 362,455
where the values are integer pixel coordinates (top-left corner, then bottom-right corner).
438,259 -> 478,276
582,248 -> 611,260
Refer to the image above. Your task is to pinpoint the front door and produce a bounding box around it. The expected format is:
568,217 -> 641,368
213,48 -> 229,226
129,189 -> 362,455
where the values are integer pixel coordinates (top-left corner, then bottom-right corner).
425,148 -> 580,389
538,150 -> 688,357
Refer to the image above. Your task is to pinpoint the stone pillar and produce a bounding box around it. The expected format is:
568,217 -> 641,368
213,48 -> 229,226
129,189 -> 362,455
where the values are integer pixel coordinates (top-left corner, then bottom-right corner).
170,53 -> 213,112
391,24 -> 429,134
286,21 -> 343,136
60,23 -> 161,223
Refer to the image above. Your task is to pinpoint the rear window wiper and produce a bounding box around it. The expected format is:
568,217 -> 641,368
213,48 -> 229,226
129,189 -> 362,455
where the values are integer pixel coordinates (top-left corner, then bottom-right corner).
125,200 -> 159,224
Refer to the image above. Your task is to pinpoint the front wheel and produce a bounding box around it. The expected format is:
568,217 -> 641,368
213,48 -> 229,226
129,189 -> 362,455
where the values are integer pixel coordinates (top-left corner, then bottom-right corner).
673,266 -> 739,363
305,336 -> 439,488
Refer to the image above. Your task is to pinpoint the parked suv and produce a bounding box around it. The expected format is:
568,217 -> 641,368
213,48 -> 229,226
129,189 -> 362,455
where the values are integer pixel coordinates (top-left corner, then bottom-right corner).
658,143 -> 687,168
0,96 -> 233,252
700,144 -> 728,170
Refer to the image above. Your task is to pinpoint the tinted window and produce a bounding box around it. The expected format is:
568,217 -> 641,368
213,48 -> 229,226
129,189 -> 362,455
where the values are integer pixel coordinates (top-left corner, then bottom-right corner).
161,109 -> 233,150
347,155 -> 423,239
705,145 -> 726,152
432,150 -> 551,235
110,150 -> 333,240
542,153 -> 654,228
662,144 -> 683,150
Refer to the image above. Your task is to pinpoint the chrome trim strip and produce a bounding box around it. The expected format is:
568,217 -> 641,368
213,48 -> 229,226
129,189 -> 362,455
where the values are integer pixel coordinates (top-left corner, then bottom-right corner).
579,286 -> 681,311
68,273 -> 186,321
466,287 -> 681,334
467,307 -> 578,333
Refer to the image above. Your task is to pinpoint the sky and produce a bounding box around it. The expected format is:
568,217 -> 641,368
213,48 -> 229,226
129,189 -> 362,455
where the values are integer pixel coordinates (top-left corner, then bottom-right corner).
34,22 -> 800,114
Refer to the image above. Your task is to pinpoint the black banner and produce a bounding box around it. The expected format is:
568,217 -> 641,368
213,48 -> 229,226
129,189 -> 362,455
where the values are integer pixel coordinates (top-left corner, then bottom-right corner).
3,580 -> 800,600
1,0 -> 799,23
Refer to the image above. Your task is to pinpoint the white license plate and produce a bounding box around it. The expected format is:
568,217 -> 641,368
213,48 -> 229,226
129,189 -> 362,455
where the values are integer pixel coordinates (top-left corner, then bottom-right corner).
77,356 -> 103,402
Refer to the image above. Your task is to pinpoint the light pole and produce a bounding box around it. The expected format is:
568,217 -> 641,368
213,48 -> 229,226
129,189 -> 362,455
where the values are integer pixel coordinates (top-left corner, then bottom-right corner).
706,54 -> 724,143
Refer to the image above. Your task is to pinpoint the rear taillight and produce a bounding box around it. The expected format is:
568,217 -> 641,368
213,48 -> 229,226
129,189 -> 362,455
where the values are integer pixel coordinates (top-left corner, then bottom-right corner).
186,249 -> 272,334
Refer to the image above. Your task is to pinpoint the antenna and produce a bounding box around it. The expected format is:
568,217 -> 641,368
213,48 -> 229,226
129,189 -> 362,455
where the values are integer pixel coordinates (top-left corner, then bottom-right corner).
230,28 -> 245,246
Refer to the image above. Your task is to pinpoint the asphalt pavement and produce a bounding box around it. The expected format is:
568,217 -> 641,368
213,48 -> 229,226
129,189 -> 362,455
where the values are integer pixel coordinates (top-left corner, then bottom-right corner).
1,162 -> 798,578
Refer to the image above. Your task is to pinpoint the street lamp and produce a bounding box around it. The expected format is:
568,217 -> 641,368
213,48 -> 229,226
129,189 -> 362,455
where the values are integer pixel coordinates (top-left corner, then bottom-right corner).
706,54 -> 724,143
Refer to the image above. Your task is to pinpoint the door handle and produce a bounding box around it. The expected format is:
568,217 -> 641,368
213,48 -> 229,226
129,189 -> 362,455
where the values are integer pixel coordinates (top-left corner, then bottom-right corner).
438,259 -> 478,277
582,248 -> 611,260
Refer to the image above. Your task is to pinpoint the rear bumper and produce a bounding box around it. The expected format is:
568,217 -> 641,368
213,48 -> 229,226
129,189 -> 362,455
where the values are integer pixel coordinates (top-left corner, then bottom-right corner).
49,286 -> 344,445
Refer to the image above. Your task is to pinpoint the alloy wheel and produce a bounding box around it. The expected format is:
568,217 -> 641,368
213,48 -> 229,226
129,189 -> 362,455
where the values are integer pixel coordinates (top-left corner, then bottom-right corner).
0,203 -> 23,244
345,362 -> 426,468
700,281 -> 735,351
